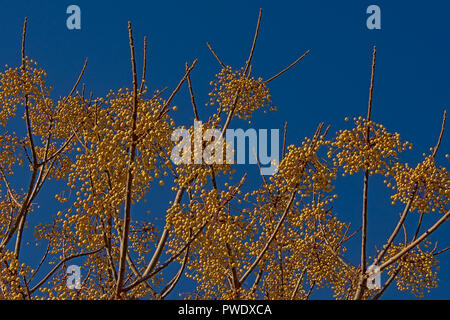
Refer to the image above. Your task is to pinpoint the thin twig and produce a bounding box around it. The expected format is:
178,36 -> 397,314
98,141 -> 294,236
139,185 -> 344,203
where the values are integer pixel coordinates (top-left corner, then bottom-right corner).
67,58 -> 89,99
157,60 -> 197,119
30,247 -> 102,294
291,267 -> 307,300
243,8 -> 262,76
434,246 -> 450,256
27,241 -> 51,285
431,110 -> 446,158
380,210 -> 450,271
265,50 -> 310,83
186,62 -> 199,120
281,122 -> 288,160
206,42 -> 227,69
374,185 -> 417,266
139,36 -> 148,94
160,244 -> 190,299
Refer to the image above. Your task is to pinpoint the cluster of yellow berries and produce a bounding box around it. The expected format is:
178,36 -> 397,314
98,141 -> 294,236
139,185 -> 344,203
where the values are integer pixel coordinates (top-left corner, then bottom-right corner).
390,155 -> 449,214
276,137 -> 335,194
208,67 -> 274,121
0,134 -> 20,174
172,121 -> 232,192
385,244 -> 437,297
0,251 -> 30,299
329,117 -> 411,176
0,65 -> 20,126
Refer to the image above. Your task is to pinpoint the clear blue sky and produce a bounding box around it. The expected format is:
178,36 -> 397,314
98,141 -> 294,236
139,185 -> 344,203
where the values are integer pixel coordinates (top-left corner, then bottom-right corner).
0,1 -> 449,299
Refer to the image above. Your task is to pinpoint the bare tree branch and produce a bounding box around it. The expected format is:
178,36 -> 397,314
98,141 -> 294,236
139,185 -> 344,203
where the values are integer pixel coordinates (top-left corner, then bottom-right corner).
380,210 -> 450,271
354,45 -> 376,300
265,50 -> 310,83
30,247 -> 102,294
115,21 -> 140,297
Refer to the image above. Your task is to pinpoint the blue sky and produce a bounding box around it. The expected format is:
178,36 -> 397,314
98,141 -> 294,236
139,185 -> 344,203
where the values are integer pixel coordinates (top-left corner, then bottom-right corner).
0,1 -> 449,299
